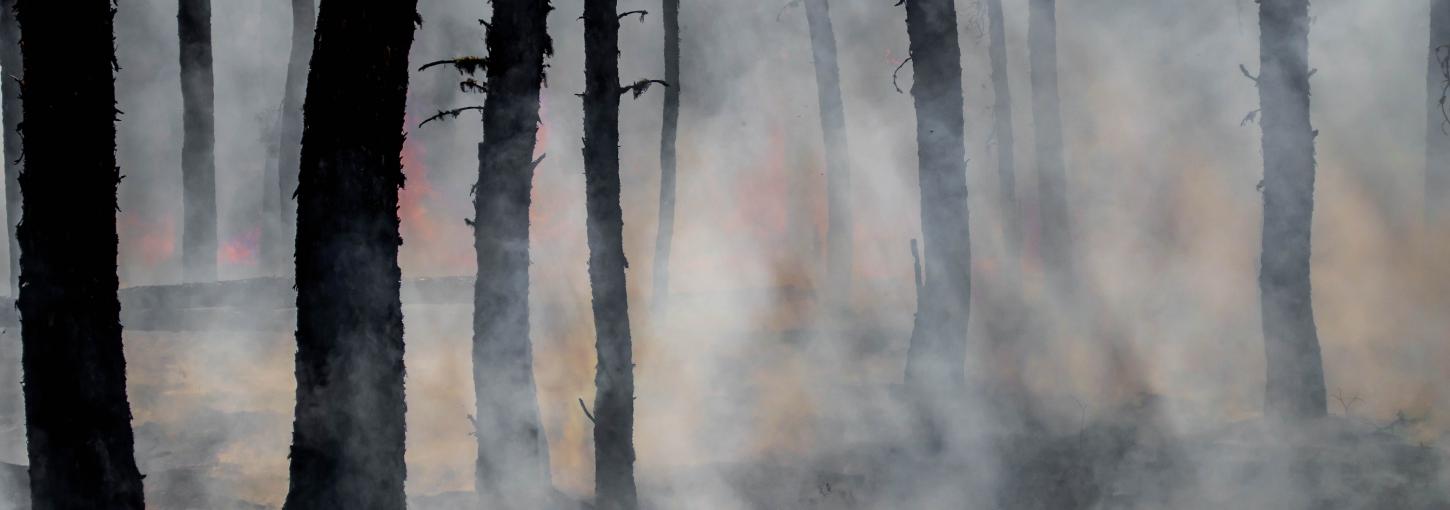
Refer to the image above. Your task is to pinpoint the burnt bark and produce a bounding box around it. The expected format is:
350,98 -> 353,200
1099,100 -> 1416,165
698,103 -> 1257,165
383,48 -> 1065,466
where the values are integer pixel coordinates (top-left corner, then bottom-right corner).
282,1 -> 418,507
1257,0 -> 1326,422
1428,0 -> 1450,221
804,0 -> 853,307
0,0 -> 19,298
651,0 -> 680,314
584,0 -> 638,507
265,0 -> 315,272
15,0 -> 146,506
179,0 -> 216,282
902,0 -> 972,400
1029,0 -> 1074,294
472,0 -> 554,506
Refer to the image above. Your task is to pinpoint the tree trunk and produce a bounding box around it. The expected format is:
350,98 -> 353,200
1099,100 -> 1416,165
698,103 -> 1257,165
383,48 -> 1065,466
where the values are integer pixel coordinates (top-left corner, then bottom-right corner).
1428,0 -> 1450,222
1257,0 -> 1326,422
472,0 -> 553,506
651,0 -> 680,315
282,1 -> 417,507
804,0 -> 853,309
902,0 -> 972,402
268,0 -> 315,272
986,0 -> 1017,284
15,0 -> 146,506
1029,0 -> 1074,294
179,0 -> 217,282
0,0 -> 19,298
584,0 -> 638,507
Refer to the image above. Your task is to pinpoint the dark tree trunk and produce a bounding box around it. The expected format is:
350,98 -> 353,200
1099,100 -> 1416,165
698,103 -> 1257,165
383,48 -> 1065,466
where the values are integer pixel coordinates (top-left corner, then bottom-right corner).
1029,0 -> 1074,293
584,0 -> 638,507
472,0 -> 553,506
179,0 -> 216,282
15,0 -> 146,506
1428,0 -> 1450,221
1257,0 -> 1326,422
651,0 -> 680,315
265,0 -> 315,273
804,0 -> 853,307
902,0 -> 972,399
0,0 -> 19,298
282,1 -> 417,507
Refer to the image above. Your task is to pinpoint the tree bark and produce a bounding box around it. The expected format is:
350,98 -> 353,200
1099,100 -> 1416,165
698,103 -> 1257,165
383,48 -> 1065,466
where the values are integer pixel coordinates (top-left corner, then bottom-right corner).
1029,0 -> 1074,294
282,1 -> 418,507
15,0 -> 146,506
804,0 -> 853,308
651,0 -> 680,315
584,0 -> 638,507
266,0 -> 315,273
0,0 -> 19,298
472,0 -> 554,506
902,0 -> 972,400
179,0 -> 217,282
986,0 -> 1018,284
1428,0 -> 1450,222
1257,0 -> 1326,422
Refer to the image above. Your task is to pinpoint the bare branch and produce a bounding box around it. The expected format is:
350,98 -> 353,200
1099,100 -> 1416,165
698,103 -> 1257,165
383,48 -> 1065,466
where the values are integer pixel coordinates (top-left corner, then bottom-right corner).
578,398 -> 597,424
1238,64 -> 1259,85
620,79 -> 670,99
619,10 -> 648,22
418,56 -> 489,75
892,57 -> 914,94
418,106 -> 486,128
775,0 -> 802,22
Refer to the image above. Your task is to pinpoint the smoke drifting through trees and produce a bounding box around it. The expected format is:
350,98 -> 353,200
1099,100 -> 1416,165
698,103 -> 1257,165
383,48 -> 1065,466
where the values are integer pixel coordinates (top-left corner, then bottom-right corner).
282,1 -> 417,507
1029,0 -> 1074,296
1256,0 -> 1327,422
178,0 -> 217,283
467,0 -> 554,506
15,0 -> 146,506
264,0 -> 314,272
803,0 -> 854,310
652,0 -> 680,315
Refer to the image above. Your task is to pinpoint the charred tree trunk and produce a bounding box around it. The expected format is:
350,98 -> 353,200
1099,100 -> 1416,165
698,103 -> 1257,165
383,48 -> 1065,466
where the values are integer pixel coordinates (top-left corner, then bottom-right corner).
15,0 -> 146,506
179,0 -> 216,282
1257,0 -> 1326,422
1428,0 -> 1450,222
804,0 -> 853,308
265,0 -> 315,273
902,0 -> 972,402
282,1 -> 417,507
472,0 -> 554,506
0,0 -> 19,298
584,0 -> 638,507
1029,0 -> 1074,294
651,0 -> 680,315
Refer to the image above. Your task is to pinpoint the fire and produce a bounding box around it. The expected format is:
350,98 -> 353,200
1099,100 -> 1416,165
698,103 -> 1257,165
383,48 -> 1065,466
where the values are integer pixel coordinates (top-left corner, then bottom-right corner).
118,212 -> 175,267
220,225 -> 261,267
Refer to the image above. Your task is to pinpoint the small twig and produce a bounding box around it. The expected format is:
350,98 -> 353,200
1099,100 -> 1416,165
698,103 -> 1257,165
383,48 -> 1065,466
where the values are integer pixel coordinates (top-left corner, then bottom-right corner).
620,79 -> 670,99
578,398 -> 597,424
892,57 -> 913,94
1332,388 -> 1362,416
775,0 -> 803,22
1238,64 -> 1259,85
419,106 -> 486,127
1239,109 -> 1260,127
618,10 -> 648,22
418,56 -> 489,75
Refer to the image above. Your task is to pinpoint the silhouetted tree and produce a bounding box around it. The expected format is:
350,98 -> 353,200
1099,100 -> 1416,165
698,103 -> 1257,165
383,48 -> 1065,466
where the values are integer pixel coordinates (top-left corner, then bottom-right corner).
282,1 -> 418,507
1029,0 -> 1074,293
1428,0 -> 1450,221
179,0 -> 216,282
902,0 -> 972,407
470,0 -> 554,506
1256,0 -> 1326,422
652,0 -> 680,314
15,0 -> 145,506
264,0 -> 315,271
585,0 -> 639,507
804,0 -> 853,308
0,0 -> 19,298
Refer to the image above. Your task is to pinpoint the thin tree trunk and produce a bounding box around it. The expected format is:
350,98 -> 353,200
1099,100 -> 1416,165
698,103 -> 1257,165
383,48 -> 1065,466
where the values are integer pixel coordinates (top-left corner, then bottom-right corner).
282,1 -> 417,507
270,0 -> 315,272
0,0 -> 19,298
651,0 -> 680,315
472,0 -> 553,506
902,0 -> 972,400
1428,0 -> 1450,222
986,0 -> 1017,284
804,0 -> 853,309
1257,0 -> 1325,422
584,0 -> 638,507
1029,0 -> 1074,294
15,0 -> 145,506
179,0 -> 217,282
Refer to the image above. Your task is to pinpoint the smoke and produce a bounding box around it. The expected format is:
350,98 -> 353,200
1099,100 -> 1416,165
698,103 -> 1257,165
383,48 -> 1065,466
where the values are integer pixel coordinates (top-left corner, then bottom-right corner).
1,0 -> 1449,507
